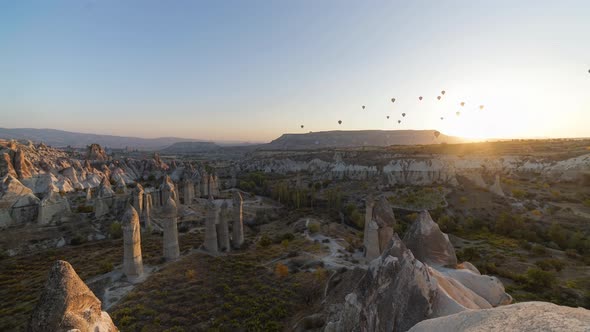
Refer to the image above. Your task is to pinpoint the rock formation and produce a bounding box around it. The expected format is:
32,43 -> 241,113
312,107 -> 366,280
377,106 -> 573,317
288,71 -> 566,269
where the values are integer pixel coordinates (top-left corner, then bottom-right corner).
182,178 -> 194,205
95,177 -> 114,218
28,260 -> 117,332
86,143 -> 108,161
402,210 -> 457,267
0,152 -> 17,178
141,191 -> 152,229
204,199 -> 219,253
85,187 -> 92,201
216,201 -> 230,252
326,235 -> 436,332
37,185 -> 71,225
232,191 -> 244,249
160,175 -> 178,206
363,196 -> 396,260
489,174 -> 505,196
409,301 -> 590,332
131,183 -> 144,215
122,204 -> 143,279
14,149 -> 32,179
0,174 -> 40,227
162,197 -> 180,260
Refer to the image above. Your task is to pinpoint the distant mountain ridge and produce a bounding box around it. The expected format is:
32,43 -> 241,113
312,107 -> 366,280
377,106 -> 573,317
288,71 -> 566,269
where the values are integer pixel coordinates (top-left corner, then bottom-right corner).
0,128 -> 249,150
262,130 -> 465,150
159,141 -> 220,154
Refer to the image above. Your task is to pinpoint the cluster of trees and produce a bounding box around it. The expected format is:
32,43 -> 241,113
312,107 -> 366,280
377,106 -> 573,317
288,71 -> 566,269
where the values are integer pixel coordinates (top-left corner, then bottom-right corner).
437,209 -> 590,256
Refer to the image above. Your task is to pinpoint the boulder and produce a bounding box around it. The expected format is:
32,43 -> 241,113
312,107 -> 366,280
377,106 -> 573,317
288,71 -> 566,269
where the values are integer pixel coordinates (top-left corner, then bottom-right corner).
409,301 -> 590,332
28,260 -> 118,332
0,174 -> 40,227
402,210 -> 457,267
38,187 -> 71,225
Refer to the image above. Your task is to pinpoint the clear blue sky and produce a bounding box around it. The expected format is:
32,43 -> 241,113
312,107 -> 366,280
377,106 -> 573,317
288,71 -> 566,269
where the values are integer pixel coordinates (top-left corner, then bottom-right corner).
1,1 -> 589,142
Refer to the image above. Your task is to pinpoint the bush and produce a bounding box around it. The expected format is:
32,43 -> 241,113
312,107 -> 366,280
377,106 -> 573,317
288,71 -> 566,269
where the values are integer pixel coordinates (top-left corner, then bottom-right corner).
98,261 -> 114,274
109,222 -> 123,239
525,267 -> 556,290
512,189 -> 526,199
531,244 -> 546,255
258,235 -> 272,247
70,235 -> 86,246
308,222 -> 320,234
76,205 -> 93,213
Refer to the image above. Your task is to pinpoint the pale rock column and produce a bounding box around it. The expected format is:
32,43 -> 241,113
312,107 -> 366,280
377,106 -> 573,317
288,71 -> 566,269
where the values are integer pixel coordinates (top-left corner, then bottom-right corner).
204,198 -> 219,253
122,204 -> 143,279
182,179 -> 194,205
141,192 -> 152,230
232,191 -> 244,249
217,201 -> 230,252
162,197 -> 180,261
132,183 -> 144,216
85,188 -> 92,201
363,196 -> 380,260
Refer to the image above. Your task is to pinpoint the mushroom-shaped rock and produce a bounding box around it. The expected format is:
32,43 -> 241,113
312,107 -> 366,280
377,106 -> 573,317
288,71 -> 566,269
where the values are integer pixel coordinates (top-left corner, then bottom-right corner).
160,175 -> 178,206
162,197 -> 180,261
122,205 -> 143,279
28,260 -> 118,332
402,210 -> 457,267
409,302 -> 590,332
86,143 -> 108,161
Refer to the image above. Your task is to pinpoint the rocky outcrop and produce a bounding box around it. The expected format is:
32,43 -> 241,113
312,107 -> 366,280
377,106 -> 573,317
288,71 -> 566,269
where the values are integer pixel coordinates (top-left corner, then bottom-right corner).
37,186 -> 71,225
122,205 -> 143,280
95,177 -> 114,218
232,191 -> 244,249
409,301 -> 590,332
0,174 -> 40,227
14,149 -> 32,179
363,196 -> 396,260
326,235 -> 436,332
489,174 -> 505,196
28,260 -> 118,332
162,197 -> 179,261
0,152 -> 17,178
403,211 -> 457,267
86,143 -> 108,161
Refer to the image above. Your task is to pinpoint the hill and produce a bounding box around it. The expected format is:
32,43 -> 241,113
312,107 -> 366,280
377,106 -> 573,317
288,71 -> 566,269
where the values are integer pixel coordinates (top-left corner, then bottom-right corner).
159,141 -> 221,154
262,130 -> 465,150
0,128 -> 209,150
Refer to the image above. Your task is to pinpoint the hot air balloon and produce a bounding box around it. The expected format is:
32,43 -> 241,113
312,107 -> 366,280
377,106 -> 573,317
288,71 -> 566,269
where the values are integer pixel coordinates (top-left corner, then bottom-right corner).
362,105 -> 366,110
419,96 -> 423,101
440,117 -> 444,120
301,125 -> 304,129
434,130 -> 440,138
386,116 -> 390,119
437,96 -> 441,100
391,98 -> 396,103
402,113 -> 406,117
398,120 -> 401,124
460,102 -> 465,107
338,120 -> 342,125
479,105 -> 484,110
441,90 -> 446,95
456,111 -> 461,116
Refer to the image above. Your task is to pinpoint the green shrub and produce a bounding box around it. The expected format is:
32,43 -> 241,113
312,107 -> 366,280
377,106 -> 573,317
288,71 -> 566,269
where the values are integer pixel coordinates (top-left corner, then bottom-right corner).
76,205 -> 93,213
258,235 -> 272,247
531,244 -> 546,255
109,222 -> 123,239
512,189 -> 526,199
525,267 -> 556,290
98,261 -> 114,274
308,222 -> 320,234
69,235 -> 86,246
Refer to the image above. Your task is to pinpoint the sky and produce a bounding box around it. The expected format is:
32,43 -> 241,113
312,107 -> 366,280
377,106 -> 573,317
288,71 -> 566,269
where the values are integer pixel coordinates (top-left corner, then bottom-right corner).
1,1 -> 589,142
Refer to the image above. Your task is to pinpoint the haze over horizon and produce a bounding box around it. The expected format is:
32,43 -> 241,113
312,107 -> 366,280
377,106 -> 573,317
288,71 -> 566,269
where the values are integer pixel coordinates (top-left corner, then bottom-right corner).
2,1 -> 590,141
